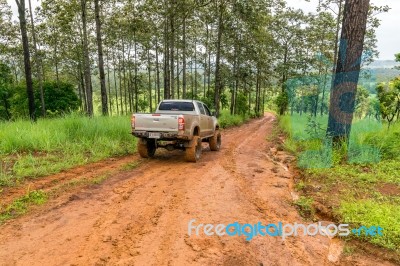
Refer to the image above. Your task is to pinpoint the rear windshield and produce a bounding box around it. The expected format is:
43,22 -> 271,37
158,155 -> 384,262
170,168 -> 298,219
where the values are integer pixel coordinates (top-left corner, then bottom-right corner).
158,102 -> 195,111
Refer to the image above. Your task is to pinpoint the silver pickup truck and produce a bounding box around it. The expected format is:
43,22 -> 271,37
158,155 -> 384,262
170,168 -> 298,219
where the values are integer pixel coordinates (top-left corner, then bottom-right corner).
131,100 -> 221,162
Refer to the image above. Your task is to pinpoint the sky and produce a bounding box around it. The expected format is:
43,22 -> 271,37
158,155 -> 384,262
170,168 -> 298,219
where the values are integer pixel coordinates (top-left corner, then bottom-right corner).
6,0 -> 400,60
288,0 -> 400,60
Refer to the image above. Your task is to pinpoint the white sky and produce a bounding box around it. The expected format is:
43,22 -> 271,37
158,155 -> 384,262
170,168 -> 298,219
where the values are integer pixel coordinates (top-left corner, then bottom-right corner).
6,0 -> 400,60
288,0 -> 400,60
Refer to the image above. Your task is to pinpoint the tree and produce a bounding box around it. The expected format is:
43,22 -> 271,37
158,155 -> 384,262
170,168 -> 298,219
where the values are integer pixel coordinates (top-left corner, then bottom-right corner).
272,8 -> 308,115
395,53 -> 400,70
326,0 -> 370,142
214,0 -> 226,118
15,0 -> 36,121
94,0 -> 108,116
81,0 -> 93,116
376,81 -> 399,128
28,0 -> 45,117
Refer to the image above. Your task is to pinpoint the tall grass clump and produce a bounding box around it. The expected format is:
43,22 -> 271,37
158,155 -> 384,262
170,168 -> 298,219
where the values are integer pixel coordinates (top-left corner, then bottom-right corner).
363,121 -> 400,160
219,110 -> 251,128
0,114 -> 136,186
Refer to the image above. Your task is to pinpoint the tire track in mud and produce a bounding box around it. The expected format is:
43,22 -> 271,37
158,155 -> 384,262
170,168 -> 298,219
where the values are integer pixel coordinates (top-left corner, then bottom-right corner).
0,114 -> 396,266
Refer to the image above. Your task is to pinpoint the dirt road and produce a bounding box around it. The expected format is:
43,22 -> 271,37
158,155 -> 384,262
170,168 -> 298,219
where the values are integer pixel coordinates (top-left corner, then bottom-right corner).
0,114 -> 394,266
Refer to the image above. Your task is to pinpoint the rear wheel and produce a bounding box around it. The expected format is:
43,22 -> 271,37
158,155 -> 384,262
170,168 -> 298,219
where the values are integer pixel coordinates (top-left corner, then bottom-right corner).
185,136 -> 202,162
137,139 -> 156,158
209,130 -> 221,151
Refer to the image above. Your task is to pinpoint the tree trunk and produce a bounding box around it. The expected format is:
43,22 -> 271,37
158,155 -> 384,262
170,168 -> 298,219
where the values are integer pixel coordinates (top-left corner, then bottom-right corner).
94,0 -> 108,116
214,4 -> 224,117
106,50 -> 112,115
170,1 -> 175,99
112,50 -> 119,115
148,46 -> 153,112
122,40 -> 128,114
81,0 -> 93,116
177,45 -> 180,99
118,53 -> 124,115
326,0 -> 370,142
127,41 -> 133,113
16,0 -> 36,121
28,0 -> 45,117
182,16 -> 187,99
79,64 -> 87,112
279,45 -> 289,115
207,25 -> 211,98
164,15 -> 170,99
155,38 -> 161,103
203,21 -> 208,99
231,43 -> 238,115
194,39 -> 198,99
134,35 -> 138,112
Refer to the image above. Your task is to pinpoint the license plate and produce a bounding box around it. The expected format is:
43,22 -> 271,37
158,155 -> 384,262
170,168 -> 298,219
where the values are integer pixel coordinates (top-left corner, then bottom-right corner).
149,132 -> 161,139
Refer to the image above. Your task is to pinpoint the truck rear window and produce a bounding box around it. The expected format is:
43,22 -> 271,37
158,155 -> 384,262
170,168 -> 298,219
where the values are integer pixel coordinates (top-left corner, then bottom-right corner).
158,102 -> 195,111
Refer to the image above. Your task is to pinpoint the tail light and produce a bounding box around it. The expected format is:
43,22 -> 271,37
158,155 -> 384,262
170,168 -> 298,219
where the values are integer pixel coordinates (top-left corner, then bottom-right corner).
131,115 -> 135,129
178,115 -> 185,131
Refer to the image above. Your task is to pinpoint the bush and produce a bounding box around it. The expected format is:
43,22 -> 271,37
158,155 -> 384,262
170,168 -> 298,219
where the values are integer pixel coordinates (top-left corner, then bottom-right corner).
9,81 -> 80,119
218,110 -> 250,128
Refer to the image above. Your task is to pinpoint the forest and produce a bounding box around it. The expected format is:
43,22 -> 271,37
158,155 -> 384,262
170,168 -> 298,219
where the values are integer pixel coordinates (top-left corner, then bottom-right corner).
0,0 -> 391,122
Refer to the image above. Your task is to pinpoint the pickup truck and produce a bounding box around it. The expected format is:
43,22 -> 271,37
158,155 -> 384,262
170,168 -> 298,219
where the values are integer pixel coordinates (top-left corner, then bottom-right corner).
131,100 -> 221,162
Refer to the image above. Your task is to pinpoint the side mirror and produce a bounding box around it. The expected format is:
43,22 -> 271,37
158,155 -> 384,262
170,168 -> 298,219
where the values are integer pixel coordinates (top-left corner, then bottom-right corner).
211,111 -> 216,117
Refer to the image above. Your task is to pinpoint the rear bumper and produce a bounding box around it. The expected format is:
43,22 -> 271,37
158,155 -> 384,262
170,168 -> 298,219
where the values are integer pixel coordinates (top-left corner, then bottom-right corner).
132,131 -> 190,140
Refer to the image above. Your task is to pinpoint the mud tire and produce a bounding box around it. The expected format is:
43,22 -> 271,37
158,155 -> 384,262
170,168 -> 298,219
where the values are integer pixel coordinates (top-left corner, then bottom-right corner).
137,139 -> 156,158
185,136 -> 202,162
209,130 -> 221,151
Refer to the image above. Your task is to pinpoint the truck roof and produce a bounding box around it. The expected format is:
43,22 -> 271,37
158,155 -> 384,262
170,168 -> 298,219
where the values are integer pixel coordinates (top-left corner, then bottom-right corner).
161,99 -> 200,103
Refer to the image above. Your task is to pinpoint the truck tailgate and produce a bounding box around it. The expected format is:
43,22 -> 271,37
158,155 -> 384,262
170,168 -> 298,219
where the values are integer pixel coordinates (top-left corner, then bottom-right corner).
135,114 -> 179,132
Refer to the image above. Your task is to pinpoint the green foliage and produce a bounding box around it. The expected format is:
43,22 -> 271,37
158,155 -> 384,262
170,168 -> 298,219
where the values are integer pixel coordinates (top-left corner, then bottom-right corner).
235,92 -> 249,116
275,91 -> 289,115
218,110 -> 250,128
395,53 -> 400,70
9,81 -> 80,119
200,95 -> 215,111
305,115 -> 325,139
340,200 -> 400,250
40,81 -> 80,116
0,61 -> 13,120
376,79 -> 400,127
364,122 -> 400,160
355,86 -> 370,119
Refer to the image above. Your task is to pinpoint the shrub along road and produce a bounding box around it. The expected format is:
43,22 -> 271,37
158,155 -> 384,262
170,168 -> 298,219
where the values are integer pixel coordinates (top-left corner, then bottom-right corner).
0,114 -> 394,265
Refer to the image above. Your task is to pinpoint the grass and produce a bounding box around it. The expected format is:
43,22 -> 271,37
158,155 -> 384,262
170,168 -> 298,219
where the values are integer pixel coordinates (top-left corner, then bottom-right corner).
120,161 -> 141,171
0,114 -> 136,187
280,113 -> 400,253
218,110 -> 253,128
0,190 -> 47,223
294,196 -> 314,219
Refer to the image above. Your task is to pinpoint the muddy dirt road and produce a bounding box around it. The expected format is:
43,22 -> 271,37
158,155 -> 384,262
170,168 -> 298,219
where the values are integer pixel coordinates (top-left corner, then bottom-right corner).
0,114 -> 394,266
